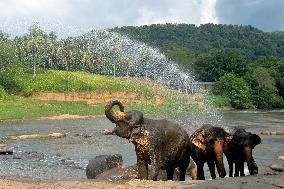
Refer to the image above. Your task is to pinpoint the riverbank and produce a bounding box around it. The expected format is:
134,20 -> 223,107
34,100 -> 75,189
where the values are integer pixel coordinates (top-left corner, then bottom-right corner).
0,174 -> 283,189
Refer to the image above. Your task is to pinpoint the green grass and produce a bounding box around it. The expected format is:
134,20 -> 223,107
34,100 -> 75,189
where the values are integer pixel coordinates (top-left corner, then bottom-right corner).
0,95 -> 201,121
0,96 -> 103,120
20,70 -> 155,96
0,69 -> 204,121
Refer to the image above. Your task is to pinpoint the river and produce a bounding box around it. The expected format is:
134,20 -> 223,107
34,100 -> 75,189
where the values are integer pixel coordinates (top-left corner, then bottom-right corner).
0,110 -> 283,180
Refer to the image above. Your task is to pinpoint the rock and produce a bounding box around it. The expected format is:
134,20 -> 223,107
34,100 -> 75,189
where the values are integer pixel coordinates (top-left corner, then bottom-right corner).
0,144 -> 13,155
48,132 -> 66,138
95,164 -> 194,182
270,164 -> 284,172
86,154 -> 123,179
260,131 -> 284,135
95,165 -> 138,182
6,132 -> 67,140
101,129 -> 113,135
278,156 -> 284,161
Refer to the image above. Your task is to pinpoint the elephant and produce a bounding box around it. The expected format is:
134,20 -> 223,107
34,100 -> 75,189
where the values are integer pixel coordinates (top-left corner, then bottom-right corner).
189,125 -> 227,180
224,128 -> 261,177
105,100 -> 191,181
86,154 -> 123,179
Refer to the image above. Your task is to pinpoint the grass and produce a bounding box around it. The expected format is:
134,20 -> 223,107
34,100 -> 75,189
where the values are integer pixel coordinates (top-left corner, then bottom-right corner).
20,70 -> 156,96
0,69 -> 203,121
0,95 -> 201,121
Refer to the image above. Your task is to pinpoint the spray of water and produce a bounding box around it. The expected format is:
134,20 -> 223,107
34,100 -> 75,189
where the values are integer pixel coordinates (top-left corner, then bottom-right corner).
80,30 -> 222,128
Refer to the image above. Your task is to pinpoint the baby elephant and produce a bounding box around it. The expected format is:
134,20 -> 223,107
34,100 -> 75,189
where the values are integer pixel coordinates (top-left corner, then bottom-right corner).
189,125 -> 227,180
224,128 -> 261,177
105,100 -> 191,181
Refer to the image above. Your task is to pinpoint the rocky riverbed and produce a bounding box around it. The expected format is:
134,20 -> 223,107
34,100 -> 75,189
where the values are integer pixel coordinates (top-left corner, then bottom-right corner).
0,174 -> 283,189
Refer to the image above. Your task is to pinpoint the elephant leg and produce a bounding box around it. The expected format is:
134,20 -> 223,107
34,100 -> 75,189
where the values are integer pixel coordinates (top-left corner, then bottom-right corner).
234,161 -> 240,177
178,159 -> 190,181
137,158 -> 148,180
229,162 -> 233,177
240,161 -> 245,177
166,168 -> 174,181
207,161 -> 216,179
150,165 -> 160,181
196,162 -> 205,180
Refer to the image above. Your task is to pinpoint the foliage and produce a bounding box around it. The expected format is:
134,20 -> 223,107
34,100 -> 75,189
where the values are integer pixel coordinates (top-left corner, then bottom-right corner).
194,49 -> 247,81
113,23 -> 284,60
0,85 -> 9,100
245,65 -> 284,109
213,73 -> 254,109
166,47 -> 196,71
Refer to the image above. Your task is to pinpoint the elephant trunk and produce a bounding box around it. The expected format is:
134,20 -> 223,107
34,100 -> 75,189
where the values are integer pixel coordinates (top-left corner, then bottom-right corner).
244,146 -> 256,175
105,100 -> 125,123
214,139 -> 226,178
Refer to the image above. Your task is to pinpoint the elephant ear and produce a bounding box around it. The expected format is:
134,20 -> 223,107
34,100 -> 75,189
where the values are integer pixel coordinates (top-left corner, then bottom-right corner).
251,134 -> 261,147
191,130 -> 207,152
124,110 -> 144,128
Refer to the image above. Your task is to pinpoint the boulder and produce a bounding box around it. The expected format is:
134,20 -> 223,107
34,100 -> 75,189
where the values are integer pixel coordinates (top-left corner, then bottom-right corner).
86,154 -> 123,179
101,129 -> 113,135
270,164 -> 284,172
0,144 -> 13,155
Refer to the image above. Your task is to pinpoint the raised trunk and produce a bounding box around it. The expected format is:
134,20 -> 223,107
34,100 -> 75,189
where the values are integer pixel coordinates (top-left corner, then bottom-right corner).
214,139 -> 226,178
105,100 -> 125,123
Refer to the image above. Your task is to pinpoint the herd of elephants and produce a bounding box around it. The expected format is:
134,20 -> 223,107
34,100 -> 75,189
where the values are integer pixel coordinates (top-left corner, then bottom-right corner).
103,100 -> 261,181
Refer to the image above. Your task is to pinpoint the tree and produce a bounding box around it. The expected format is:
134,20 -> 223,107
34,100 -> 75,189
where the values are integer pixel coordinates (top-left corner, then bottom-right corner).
213,73 -> 253,109
194,49 -> 247,81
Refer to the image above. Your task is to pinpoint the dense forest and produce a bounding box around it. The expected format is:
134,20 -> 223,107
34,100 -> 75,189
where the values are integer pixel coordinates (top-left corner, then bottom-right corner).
113,24 -> 284,109
1,23 -> 284,109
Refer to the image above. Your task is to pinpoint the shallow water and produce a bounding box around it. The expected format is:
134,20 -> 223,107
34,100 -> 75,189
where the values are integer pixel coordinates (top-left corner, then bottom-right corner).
0,110 -> 283,180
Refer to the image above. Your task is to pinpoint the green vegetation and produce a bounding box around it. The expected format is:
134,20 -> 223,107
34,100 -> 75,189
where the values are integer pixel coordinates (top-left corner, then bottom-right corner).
1,23 -> 284,112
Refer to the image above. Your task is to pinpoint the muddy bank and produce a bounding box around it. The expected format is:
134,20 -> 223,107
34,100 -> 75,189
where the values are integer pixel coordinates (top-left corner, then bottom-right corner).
0,175 -> 283,189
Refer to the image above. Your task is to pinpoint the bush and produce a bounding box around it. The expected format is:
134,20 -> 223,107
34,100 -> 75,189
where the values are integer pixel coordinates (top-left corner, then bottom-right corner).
213,73 -> 254,109
0,85 -> 8,99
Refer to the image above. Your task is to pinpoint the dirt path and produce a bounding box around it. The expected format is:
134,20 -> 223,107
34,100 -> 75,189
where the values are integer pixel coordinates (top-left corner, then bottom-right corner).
0,175 -> 283,189
32,92 -> 164,105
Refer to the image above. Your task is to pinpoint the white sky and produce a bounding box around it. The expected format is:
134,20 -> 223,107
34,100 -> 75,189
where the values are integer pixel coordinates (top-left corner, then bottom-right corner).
0,0 -> 283,37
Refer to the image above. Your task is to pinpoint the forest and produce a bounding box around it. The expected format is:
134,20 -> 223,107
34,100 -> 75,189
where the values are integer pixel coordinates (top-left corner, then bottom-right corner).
1,23 -> 284,109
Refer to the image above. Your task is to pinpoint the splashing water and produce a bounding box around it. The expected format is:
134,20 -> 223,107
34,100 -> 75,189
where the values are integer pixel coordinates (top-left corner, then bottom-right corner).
81,30 -> 222,127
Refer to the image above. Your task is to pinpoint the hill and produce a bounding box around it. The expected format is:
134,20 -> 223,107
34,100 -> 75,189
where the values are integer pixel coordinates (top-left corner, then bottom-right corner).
112,23 -> 284,60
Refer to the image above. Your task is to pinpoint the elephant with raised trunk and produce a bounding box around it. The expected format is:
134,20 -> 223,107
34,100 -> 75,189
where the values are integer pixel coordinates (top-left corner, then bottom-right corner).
224,128 -> 261,177
189,125 -> 227,180
105,100 -> 191,181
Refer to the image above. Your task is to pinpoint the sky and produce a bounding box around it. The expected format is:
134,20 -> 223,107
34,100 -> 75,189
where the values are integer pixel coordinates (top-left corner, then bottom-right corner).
0,0 -> 283,37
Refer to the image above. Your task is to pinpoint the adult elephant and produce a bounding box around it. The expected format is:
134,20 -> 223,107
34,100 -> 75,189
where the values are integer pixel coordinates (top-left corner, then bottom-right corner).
105,100 -> 191,181
189,125 -> 227,180
224,128 -> 261,177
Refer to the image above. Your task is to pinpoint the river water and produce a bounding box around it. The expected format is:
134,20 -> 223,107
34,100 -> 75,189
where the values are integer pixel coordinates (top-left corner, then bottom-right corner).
0,110 -> 283,180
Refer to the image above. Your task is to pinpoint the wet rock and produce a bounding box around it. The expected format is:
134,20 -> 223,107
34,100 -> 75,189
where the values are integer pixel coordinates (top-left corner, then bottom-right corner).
0,144 -> 13,155
48,132 -> 67,138
101,129 -> 113,135
95,165 -> 138,181
6,132 -> 67,140
86,154 -> 123,179
270,164 -> 284,172
95,164 -> 196,182
260,131 -> 284,135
